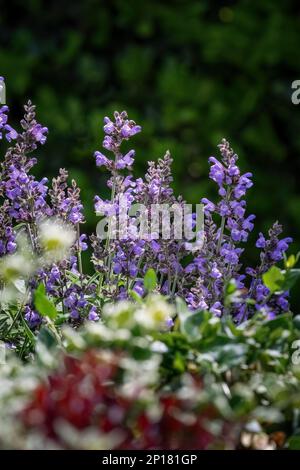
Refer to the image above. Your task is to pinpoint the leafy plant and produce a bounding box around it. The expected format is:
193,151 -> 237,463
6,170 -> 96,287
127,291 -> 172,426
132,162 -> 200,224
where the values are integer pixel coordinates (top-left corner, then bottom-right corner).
0,83 -> 295,360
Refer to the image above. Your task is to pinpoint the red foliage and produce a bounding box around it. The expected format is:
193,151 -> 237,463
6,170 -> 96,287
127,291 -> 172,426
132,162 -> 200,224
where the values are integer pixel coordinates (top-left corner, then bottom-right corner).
22,350 -> 230,449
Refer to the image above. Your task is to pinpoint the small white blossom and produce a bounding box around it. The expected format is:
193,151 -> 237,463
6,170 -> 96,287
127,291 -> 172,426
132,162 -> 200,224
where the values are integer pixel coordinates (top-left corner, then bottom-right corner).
0,253 -> 34,282
38,218 -> 76,262
135,295 -> 174,330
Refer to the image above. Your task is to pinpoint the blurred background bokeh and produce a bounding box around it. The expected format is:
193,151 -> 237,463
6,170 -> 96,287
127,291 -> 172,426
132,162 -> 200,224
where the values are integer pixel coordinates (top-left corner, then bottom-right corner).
1,0 -> 300,290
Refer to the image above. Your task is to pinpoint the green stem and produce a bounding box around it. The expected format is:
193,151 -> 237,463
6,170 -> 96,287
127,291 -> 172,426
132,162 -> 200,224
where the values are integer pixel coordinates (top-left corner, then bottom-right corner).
27,223 -> 36,252
217,216 -> 226,254
97,176 -> 117,296
76,223 -> 83,280
170,271 -> 178,299
6,289 -> 29,335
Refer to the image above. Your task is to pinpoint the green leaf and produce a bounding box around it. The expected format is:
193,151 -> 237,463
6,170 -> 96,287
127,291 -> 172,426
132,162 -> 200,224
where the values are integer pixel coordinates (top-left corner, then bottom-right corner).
173,351 -> 185,372
144,268 -> 157,292
175,296 -> 189,319
34,283 -> 58,320
129,289 -> 143,303
281,269 -> 300,291
262,266 -> 285,293
131,345 -> 152,361
180,310 -> 209,339
285,254 -> 296,269
263,313 -> 292,330
263,266 -> 300,294
36,327 -> 60,367
225,279 -> 237,295
293,315 -> 300,330
209,343 -> 248,369
287,435 -> 300,450
38,326 -> 58,349
36,283 -> 46,295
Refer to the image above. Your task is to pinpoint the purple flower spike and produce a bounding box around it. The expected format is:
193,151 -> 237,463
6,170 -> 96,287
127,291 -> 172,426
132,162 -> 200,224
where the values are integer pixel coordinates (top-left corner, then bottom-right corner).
30,123 -> 48,144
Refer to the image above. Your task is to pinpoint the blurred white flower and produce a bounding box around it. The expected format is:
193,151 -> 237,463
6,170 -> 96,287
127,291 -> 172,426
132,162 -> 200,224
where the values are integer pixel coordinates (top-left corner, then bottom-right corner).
0,283 -> 29,306
38,218 -> 76,262
135,295 -> 174,330
103,296 -> 174,332
103,301 -> 135,329
0,253 -> 34,283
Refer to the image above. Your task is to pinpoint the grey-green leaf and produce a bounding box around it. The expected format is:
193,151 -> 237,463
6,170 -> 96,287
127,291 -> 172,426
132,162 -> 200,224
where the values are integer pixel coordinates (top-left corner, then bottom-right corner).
262,266 -> 284,293
144,268 -> 157,292
34,283 -> 58,320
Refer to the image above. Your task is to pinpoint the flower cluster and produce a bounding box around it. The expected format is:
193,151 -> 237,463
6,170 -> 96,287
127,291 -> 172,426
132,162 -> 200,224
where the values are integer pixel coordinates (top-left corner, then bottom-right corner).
0,101 -> 49,224
246,222 -> 293,320
181,139 -> 292,320
94,110 -> 141,173
92,127 -> 292,321
0,82 -> 294,346
0,96 -> 90,334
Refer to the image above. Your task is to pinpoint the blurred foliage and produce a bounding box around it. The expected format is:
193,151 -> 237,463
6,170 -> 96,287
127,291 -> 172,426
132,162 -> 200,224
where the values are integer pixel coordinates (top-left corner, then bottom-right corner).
1,0 -> 300,274
1,296 -> 300,449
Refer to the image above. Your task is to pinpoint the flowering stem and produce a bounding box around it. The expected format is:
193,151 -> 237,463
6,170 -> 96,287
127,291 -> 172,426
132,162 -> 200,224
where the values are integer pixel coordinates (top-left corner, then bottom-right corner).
105,160 -> 119,283
27,222 -> 37,253
45,317 -> 61,343
217,216 -> 225,254
216,188 -> 231,254
97,167 -> 118,295
76,223 -> 83,279
6,288 -> 29,335
170,271 -> 178,299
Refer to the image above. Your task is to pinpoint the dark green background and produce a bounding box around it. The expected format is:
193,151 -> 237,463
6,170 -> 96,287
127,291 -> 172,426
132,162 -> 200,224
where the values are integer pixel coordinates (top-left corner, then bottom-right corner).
1,0 -> 300,273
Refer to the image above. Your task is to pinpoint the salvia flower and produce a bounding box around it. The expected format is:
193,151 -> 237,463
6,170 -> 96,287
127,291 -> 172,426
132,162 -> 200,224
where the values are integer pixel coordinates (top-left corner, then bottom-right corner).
24,306 -> 42,329
0,92 -> 294,333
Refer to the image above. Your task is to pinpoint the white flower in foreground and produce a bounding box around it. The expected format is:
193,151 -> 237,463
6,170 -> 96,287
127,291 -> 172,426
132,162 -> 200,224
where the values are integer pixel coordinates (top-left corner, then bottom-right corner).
38,218 -> 76,262
0,281 -> 29,306
135,295 -> 175,330
102,296 -> 174,332
103,301 -> 135,329
0,253 -> 34,283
